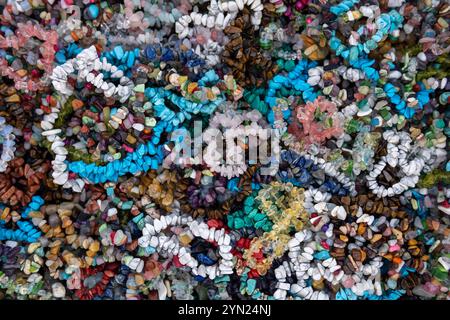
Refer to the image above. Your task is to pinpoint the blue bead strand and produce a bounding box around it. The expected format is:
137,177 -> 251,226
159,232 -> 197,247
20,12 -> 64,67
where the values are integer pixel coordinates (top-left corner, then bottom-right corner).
384,82 -> 433,119
330,0 -> 360,16
329,10 -> 404,82
0,196 -> 44,243
67,141 -> 164,184
264,59 -> 319,125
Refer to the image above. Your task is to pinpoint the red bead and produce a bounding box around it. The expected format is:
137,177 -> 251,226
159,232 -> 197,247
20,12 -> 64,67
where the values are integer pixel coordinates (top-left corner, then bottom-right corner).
31,69 -> 41,78
252,250 -> 263,260
68,172 -> 77,179
207,219 -> 221,228
312,216 -> 322,226
321,240 -> 330,250
41,105 -> 51,113
236,237 -> 246,248
104,270 -> 115,278
172,255 -> 183,267
68,77 -> 77,88
248,269 -> 260,278
441,200 -> 450,209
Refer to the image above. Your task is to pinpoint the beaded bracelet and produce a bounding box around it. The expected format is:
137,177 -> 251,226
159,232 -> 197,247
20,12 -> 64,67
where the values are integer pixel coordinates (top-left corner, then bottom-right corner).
137,213 -> 234,280
175,0 -> 264,39
51,46 -> 134,103
203,109 -> 272,178
366,130 -> 446,198
242,182 -> 309,275
328,9 -> 404,83
289,96 -> 345,148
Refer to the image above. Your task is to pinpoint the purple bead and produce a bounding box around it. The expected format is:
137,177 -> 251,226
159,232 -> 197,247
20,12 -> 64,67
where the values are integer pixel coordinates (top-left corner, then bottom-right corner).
295,1 -> 306,11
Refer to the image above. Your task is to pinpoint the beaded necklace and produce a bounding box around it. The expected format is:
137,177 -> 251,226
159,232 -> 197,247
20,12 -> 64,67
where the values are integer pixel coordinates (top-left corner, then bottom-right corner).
301,153 -> 356,196
277,150 -> 352,196
295,190 -> 396,301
